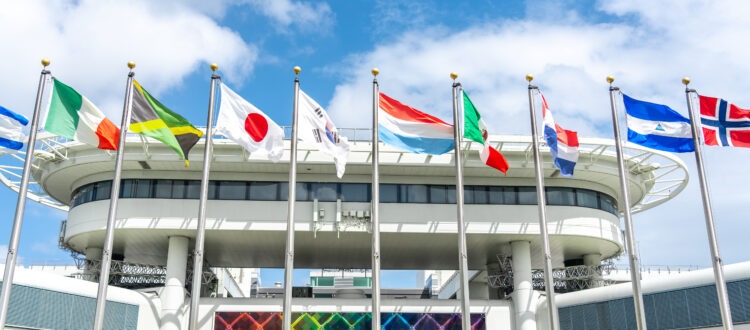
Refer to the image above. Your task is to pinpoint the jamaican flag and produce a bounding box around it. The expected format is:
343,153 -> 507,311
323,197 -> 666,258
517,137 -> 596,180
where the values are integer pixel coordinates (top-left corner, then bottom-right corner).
130,80 -> 203,166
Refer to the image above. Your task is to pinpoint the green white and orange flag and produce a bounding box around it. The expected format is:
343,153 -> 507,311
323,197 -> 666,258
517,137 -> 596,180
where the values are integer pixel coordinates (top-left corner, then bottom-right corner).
462,90 -> 509,174
44,78 -> 120,150
130,80 -> 202,166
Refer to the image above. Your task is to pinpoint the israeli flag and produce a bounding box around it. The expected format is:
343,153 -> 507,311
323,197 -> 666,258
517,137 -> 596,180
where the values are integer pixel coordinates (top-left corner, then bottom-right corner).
623,94 -> 695,153
0,105 -> 29,151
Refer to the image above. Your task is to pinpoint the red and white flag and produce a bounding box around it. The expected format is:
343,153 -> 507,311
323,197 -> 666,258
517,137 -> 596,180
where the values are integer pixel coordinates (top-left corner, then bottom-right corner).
216,82 -> 284,162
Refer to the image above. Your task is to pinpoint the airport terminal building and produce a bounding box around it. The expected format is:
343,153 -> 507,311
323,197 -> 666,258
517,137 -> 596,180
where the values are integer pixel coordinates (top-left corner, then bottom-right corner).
1,129 -> 748,329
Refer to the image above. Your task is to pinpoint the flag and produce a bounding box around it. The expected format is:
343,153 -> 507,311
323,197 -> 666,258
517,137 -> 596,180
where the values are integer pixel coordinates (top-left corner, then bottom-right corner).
541,94 -> 578,177
378,92 -> 454,155
130,80 -> 203,166
216,82 -> 284,162
699,95 -> 750,148
45,78 -> 120,150
462,91 -> 509,174
623,94 -> 694,153
297,89 -> 350,178
0,105 -> 29,151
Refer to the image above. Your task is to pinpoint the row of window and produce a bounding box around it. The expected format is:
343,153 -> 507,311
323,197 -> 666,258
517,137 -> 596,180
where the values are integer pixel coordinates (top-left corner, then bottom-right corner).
71,179 -> 618,214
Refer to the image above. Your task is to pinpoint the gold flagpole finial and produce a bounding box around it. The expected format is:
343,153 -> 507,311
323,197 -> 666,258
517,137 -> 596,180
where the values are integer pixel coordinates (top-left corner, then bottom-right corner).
525,74 -> 534,82
682,77 -> 691,86
450,72 -> 458,80
41,58 -> 50,67
606,75 -> 615,84
293,66 -> 301,75
128,62 -> 136,70
210,63 -> 219,72
372,68 -> 379,77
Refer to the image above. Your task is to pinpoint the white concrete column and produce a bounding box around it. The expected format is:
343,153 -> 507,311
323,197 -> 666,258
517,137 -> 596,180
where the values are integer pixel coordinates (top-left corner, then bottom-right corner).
584,253 -> 603,288
161,236 -> 189,330
84,247 -> 103,280
511,241 -> 537,330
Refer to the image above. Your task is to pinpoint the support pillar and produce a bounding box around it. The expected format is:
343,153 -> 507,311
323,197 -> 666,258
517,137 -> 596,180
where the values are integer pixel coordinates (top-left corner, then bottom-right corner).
511,241 -> 538,330
583,253 -> 603,288
161,236 -> 189,330
84,247 -> 103,280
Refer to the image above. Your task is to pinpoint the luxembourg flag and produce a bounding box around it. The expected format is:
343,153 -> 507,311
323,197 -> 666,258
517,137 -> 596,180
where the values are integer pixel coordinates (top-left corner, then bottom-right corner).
378,92 -> 454,155
541,94 -> 579,177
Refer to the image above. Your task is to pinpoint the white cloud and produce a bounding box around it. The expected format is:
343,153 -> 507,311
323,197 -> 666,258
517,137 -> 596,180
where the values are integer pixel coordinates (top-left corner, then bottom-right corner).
246,0 -> 333,32
0,0 -> 257,119
323,0 -> 750,266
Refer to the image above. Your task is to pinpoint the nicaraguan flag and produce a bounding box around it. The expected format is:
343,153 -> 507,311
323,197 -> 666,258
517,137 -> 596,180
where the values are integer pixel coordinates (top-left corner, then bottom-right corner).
378,92 -> 454,155
541,94 -> 579,177
0,105 -> 29,151
623,94 -> 695,153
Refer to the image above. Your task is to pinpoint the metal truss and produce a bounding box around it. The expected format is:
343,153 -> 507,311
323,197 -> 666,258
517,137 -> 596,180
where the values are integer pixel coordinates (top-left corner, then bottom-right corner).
487,254 -> 616,293
69,257 -> 216,290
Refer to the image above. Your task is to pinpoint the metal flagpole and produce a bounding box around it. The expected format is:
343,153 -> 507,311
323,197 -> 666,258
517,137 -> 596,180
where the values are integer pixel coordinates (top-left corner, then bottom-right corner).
0,58 -> 51,328
93,62 -> 137,330
370,68 -> 382,330
188,63 -> 221,330
450,73 -> 472,330
525,75 -> 559,330
606,75 -> 648,330
682,77 -> 734,330
282,66 -> 302,330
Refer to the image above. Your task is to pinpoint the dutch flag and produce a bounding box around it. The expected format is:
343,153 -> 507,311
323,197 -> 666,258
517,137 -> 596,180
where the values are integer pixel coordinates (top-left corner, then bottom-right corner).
541,94 -> 579,177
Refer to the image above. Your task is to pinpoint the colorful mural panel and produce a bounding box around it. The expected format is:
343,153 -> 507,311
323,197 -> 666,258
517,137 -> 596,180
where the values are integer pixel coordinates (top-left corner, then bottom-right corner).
214,311 -> 486,330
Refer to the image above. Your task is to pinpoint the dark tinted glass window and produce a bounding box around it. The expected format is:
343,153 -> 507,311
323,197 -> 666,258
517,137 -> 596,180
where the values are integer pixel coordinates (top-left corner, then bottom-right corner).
94,181 -> 112,201
219,181 -> 247,200
380,184 -> 399,203
518,186 -> 537,205
576,189 -> 599,209
405,185 -> 428,203
429,185 -> 449,204
547,187 -> 575,206
249,182 -> 278,201
310,183 -> 338,202
154,180 -> 173,198
341,183 -> 369,202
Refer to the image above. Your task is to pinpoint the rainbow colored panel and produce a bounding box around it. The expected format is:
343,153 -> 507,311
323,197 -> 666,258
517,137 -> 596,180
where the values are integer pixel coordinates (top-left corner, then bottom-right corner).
214,311 -> 486,330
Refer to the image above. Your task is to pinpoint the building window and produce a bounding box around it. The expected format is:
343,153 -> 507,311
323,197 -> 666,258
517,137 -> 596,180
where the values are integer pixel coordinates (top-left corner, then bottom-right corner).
70,180 -> 619,215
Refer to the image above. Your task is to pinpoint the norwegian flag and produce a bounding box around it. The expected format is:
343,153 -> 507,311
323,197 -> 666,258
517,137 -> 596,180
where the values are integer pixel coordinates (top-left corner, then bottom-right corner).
699,95 -> 750,148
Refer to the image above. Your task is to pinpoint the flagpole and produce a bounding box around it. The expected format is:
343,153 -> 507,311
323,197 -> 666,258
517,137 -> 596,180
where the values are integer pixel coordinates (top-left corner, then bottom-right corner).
282,66 -> 301,330
0,58 -> 51,328
683,78 -> 734,330
450,73 -> 472,330
92,62 -> 136,330
370,68 -> 382,330
525,74 -> 559,330
606,76 -> 647,330
188,63 -> 220,330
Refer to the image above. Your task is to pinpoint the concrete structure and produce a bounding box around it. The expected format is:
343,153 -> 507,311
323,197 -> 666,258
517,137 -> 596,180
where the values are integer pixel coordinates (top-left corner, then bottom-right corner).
0,129 -> 694,329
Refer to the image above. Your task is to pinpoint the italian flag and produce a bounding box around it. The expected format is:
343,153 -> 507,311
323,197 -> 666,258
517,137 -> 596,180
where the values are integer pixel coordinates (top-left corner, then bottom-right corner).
45,78 -> 120,150
462,90 -> 509,174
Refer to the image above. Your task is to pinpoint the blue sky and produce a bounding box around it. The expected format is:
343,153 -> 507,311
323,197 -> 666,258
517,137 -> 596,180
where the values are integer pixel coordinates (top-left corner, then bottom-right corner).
1,0 -> 749,288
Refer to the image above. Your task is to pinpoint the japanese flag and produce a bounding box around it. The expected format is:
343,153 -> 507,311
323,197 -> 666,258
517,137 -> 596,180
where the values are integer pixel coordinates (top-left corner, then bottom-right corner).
216,83 -> 284,162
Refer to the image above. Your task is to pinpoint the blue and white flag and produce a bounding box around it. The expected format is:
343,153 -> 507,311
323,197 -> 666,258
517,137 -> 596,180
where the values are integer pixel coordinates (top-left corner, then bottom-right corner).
0,105 -> 29,151
623,94 -> 695,153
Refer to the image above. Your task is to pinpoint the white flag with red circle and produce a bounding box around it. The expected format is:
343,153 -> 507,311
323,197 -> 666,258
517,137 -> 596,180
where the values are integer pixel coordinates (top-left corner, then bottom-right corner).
216,82 -> 284,162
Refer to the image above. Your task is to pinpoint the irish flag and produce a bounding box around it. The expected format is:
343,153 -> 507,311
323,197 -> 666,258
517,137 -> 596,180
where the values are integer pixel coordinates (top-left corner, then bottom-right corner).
45,78 -> 120,150
462,91 -> 509,174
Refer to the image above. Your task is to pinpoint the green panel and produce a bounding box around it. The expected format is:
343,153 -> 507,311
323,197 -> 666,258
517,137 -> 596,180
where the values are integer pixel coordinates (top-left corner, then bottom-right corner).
353,277 -> 372,287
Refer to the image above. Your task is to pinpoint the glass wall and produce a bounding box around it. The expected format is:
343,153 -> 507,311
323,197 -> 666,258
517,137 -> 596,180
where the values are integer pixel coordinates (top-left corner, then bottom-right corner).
71,179 -> 618,215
